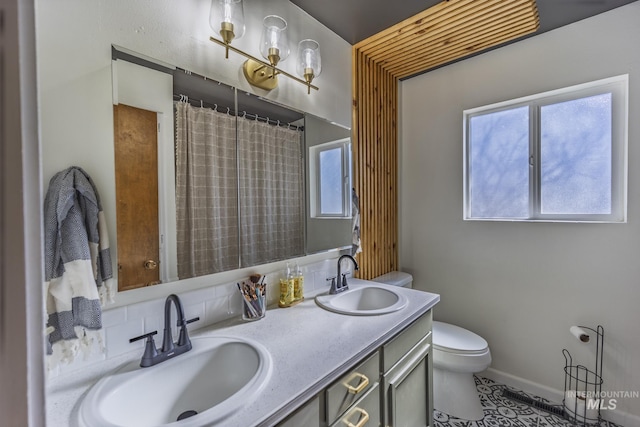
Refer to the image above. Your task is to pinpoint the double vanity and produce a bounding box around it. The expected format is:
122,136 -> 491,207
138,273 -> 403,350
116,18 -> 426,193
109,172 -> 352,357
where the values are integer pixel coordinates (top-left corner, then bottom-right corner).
47,280 -> 439,427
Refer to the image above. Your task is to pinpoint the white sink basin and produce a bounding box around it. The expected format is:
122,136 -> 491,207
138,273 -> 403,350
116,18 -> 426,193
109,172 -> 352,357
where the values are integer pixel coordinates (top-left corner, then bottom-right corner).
315,284 -> 408,315
78,336 -> 272,427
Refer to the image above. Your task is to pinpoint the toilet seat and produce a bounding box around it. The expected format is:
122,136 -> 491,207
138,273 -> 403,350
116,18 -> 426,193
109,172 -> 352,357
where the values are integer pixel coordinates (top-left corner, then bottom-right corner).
435,345 -> 490,356
433,321 -> 488,354
432,321 -> 492,374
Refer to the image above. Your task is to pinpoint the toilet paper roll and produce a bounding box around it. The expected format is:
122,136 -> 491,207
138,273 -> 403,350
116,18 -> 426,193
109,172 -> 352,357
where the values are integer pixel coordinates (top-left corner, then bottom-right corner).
564,390 -> 598,423
570,326 -> 590,343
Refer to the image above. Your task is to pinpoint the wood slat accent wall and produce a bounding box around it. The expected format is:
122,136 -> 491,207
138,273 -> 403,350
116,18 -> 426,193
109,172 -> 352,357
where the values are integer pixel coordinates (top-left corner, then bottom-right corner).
352,52 -> 399,279
352,0 -> 539,279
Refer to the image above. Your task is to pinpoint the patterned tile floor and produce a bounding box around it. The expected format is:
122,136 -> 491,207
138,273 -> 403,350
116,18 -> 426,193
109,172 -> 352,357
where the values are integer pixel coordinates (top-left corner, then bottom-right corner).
434,376 -> 623,427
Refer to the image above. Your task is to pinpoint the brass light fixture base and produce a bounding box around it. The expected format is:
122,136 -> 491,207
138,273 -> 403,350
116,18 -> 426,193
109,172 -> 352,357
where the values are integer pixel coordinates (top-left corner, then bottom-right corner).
243,59 -> 278,91
303,68 -> 314,95
209,37 -> 319,93
219,22 -> 235,59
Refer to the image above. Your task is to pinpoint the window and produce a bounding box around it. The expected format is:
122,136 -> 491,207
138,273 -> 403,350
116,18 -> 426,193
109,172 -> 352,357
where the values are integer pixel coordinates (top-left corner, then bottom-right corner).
463,75 -> 628,222
309,138 -> 352,218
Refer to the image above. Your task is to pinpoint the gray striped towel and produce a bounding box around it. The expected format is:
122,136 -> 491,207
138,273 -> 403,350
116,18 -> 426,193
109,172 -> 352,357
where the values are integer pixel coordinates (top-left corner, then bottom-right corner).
352,188 -> 362,256
43,166 -> 114,367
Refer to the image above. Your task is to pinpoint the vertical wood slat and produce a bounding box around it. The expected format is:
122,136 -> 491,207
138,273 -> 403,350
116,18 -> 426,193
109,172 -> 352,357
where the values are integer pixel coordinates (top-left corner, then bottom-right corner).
367,57 -> 375,277
373,57 -> 380,277
389,70 -> 397,272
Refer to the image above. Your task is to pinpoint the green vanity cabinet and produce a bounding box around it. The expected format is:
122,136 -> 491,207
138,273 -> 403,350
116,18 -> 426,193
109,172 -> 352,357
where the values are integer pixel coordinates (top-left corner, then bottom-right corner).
276,309 -> 433,427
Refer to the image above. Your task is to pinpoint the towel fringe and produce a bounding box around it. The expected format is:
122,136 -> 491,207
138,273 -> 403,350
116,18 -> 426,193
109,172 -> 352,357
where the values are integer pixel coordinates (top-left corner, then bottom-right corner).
46,328 -> 105,376
99,278 -> 116,305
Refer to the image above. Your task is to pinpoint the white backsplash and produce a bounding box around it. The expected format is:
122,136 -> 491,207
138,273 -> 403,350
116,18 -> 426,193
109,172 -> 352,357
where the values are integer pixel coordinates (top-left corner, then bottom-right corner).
47,257 -> 350,378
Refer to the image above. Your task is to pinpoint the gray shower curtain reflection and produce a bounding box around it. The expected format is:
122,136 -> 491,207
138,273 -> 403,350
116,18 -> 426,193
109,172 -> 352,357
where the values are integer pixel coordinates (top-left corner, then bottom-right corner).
175,102 -> 304,279
238,118 -> 304,267
175,102 -> 239,278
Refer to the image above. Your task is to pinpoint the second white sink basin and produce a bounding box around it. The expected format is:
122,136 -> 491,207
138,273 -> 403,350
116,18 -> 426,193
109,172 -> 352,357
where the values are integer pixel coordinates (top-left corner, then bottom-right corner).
78,336 -> 272,427
315,284 -> 408,315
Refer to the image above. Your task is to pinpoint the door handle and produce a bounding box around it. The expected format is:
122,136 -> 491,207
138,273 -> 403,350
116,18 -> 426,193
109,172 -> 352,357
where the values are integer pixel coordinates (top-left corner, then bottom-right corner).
143,260 -> 158,270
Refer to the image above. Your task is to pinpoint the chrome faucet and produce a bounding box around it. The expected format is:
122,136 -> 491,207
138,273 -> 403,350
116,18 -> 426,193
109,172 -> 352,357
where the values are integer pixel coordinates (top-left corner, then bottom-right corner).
330,254 -> 359,294
129,294 -> 199,368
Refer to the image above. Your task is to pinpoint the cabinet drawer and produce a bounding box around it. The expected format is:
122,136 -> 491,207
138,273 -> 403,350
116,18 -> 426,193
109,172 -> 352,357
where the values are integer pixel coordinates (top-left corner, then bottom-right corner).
326,350 -> 380,425
330,382 -> 380,427
383,311 -> 432,373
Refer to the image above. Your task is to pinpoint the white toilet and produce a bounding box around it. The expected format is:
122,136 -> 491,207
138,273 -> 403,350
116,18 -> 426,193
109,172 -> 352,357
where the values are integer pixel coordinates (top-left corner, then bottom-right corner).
372,272 -> 492,421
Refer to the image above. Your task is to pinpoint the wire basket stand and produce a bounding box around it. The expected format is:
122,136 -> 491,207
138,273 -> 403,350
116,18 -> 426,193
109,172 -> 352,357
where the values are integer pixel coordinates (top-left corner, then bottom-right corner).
562,325 -> 604,426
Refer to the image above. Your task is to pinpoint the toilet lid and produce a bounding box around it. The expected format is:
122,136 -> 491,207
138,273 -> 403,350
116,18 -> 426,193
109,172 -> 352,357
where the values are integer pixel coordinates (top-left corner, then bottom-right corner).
433,321 -> 488,353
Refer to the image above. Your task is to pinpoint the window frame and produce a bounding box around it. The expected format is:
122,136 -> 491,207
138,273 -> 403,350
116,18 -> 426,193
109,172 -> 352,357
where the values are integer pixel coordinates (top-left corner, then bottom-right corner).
463,75 -> 628,223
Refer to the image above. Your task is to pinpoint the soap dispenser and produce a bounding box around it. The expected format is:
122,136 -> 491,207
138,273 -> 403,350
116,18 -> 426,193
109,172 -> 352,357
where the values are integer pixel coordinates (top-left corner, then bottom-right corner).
279,262 -> 295,307
293,262 -> 304,302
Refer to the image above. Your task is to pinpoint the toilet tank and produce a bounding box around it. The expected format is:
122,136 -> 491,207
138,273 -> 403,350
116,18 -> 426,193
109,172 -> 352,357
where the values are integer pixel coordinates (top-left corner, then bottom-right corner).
372,271 -> 413,288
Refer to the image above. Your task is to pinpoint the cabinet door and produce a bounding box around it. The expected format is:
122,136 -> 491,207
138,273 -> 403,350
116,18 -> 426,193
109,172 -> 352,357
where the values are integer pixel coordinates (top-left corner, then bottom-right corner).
384,339 -> 431,427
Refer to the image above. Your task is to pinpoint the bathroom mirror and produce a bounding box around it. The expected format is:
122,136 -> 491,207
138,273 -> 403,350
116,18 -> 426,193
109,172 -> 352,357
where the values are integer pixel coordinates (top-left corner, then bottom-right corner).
111,47 -> 350,290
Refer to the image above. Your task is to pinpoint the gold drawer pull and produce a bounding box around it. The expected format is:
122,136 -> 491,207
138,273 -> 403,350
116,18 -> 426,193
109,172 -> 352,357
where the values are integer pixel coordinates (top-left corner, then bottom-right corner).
342,372 -> 369,395
342,407 -> 369,427
143,260 -> 158,270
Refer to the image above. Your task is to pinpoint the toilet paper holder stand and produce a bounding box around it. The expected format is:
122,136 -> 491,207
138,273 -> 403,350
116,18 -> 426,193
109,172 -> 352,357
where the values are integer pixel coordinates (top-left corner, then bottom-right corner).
562,325 -> 604,426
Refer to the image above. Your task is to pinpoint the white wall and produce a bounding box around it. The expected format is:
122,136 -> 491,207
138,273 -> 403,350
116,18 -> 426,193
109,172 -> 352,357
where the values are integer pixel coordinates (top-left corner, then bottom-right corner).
401,2 -> 640,423
36,0 -> 351,308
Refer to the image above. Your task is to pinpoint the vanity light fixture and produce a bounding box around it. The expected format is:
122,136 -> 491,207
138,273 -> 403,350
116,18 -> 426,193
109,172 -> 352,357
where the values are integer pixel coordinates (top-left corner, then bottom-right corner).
209,0 -> 319,94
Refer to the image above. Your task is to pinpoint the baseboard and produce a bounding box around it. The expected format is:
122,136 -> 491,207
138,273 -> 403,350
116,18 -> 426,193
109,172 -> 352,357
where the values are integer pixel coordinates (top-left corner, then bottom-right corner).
481,368 -> 640,427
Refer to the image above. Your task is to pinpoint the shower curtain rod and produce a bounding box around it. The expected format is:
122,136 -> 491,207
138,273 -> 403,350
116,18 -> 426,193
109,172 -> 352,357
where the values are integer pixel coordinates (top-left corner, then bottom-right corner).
173,94 -> 302,131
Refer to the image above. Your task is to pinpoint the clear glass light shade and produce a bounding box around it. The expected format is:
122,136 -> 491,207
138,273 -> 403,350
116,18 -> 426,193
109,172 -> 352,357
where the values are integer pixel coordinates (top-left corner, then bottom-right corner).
259,15 -> 290,65
209,0 -> 245,42
296,39 -> 321,78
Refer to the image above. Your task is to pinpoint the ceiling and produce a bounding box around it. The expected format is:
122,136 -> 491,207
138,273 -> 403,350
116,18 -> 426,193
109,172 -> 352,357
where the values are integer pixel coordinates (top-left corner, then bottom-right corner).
290,0 -> 637,47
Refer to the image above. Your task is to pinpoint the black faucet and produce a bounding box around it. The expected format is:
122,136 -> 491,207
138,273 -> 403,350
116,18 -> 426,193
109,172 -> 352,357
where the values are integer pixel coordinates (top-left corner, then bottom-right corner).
129,294 -> 199,368
330,254 -> 359,294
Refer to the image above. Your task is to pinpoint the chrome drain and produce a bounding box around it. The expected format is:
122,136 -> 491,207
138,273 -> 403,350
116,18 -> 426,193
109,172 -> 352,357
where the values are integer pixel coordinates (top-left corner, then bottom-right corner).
177,410 -> 198,421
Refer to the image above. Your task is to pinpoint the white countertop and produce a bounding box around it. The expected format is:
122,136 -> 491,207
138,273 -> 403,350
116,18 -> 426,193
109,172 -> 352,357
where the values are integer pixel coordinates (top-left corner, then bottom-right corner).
46,280 -> 439,427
